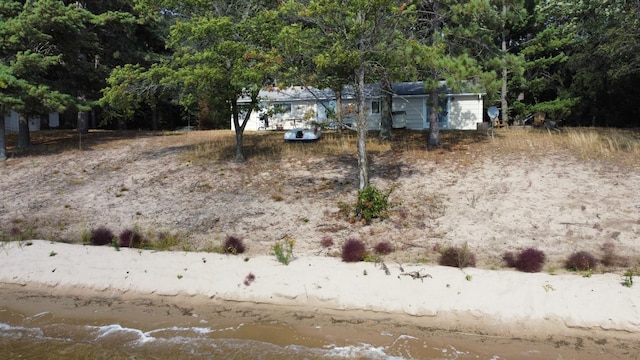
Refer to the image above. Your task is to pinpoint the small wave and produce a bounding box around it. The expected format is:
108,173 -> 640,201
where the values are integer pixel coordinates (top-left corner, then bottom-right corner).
0,322 -> 45,339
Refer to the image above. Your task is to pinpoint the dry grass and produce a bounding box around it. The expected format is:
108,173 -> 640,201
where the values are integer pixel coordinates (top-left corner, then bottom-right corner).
0,126 -> 633,176
5,127 -> 639,166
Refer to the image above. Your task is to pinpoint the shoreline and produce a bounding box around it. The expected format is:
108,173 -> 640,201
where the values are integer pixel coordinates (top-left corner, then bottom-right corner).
1,241 -> 639,346
2,285 -> 639,359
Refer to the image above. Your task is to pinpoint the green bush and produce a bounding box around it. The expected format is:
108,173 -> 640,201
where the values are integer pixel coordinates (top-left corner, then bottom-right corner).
355,185 -> 395,222
273,236 -> 295,265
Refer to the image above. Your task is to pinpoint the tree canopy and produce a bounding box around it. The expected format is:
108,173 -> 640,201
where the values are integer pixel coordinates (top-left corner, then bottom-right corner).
2,0 -> 640,162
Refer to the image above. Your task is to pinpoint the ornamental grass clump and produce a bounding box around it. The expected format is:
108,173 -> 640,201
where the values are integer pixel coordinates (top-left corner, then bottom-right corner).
90,226 -> 114,246
504,248 -> 546,273
373,241 -> 394,255
118,228 -> 144,248
320,235 -> 334,248
439,243 -> 476,268
223,236 -> 245,255
565,251 -> 598,271
342,238 -> 366,262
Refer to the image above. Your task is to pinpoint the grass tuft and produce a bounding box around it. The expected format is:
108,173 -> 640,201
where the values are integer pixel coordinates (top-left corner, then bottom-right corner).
439,243 -> 476,268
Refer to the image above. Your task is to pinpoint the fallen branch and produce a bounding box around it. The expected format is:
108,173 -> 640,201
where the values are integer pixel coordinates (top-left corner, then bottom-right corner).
400,269 -> 432,281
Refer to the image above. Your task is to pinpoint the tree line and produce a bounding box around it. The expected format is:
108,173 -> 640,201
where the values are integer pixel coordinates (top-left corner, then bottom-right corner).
2,0 -> 639,168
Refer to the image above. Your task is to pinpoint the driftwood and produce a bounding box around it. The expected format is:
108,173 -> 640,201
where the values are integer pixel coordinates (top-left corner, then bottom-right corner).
400,269 -> 432,281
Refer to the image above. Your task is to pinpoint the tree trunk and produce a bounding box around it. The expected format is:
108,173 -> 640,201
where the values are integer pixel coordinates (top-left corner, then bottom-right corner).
77,111 -> 89,134
379,75 -> 393,140
335,89 -> 343,132
91,109 -> 97,129
0,115 -> 6,161
356,64 -> 369,190
500,3 -> 509,127
18,113 -> 31,149
152,107 -> 159,131
231,98 -> 246,162
428,90 -> 440,147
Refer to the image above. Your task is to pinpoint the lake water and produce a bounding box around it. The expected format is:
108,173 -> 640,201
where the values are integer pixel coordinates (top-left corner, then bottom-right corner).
0,313 -> 486,359
0,288 -> 633,360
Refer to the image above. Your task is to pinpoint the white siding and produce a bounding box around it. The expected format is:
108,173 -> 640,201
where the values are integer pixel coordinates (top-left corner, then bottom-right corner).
393,97 -> 425,130
4,110 -> 19,132
232,101 -> 324,131
3,111 -> 58,132
49,112 -> 60,128
449,95 -> 484,130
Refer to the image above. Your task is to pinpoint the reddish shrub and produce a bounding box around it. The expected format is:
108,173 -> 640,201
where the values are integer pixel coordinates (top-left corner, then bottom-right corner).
565,251 -> 598,271
373,241 -> 394,255
600,242 -> 629,268
439,245 -> 476,268
118,229 -> 143,248
342,238 -> 366,262
243,272 -> 256,286
224,236 -> 245,254
514,248 -> 546,273
320,236 -> 334,248
91,226 -> 114,246
502,252 -> 517,268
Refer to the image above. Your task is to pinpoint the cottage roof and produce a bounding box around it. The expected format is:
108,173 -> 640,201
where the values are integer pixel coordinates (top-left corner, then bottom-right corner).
240,81 -> 483,103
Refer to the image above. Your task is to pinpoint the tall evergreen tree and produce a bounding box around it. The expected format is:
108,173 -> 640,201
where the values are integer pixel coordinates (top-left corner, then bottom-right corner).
409,0 -> 485,146
280,0 -> 412,188
133,0 -> 282,161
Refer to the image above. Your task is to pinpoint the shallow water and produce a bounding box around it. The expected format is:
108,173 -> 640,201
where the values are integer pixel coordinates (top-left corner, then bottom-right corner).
0,311 -> 483,360
0,288 -> 635,360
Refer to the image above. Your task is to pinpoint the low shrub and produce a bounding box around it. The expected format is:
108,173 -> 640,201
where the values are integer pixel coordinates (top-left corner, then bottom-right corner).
243,272 -> 256,286
601,242 -> 629,268
224,236 -> 245,254
342,238 -> 366,262
355,185 -> 395,223
320,236 -> 334,248
154,231 -> 183,250
439,243 -> 476,268
90,226 -> 114,246
566,251 -> 598,271
118,228 -> 144,248
502,252 -> 517,268
273,236 -> 295,265
514,248 -> 546,273
373,241 -> 394,255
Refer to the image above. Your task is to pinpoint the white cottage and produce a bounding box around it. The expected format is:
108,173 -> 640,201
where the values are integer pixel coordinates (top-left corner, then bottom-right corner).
3,110 -> 60,132
232,82 -> 485,131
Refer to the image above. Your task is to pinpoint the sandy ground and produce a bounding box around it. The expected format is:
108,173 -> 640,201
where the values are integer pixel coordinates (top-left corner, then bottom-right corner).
2,130 -> 639,268
1,129 -> 640,356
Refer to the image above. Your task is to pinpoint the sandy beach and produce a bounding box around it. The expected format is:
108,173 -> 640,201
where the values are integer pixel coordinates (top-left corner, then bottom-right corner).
1,129 -> 640,358
1,240 -> 639,359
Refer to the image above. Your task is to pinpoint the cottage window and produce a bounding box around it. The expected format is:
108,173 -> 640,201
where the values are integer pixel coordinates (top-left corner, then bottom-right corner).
371,101 -> 380,114
273,103 -> 292,114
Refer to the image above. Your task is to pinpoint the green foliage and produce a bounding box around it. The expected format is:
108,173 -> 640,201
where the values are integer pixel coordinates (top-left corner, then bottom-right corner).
273,236 -> 295,265
153,231 -> 184,250
355,185 -> 395,223
622,267 -> 638,288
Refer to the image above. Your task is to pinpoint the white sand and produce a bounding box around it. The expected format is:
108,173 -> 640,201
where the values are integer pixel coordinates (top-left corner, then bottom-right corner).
1,240 -> 639,340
